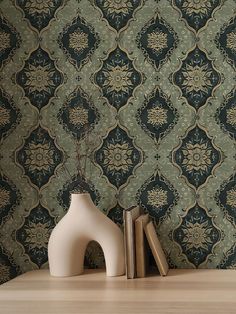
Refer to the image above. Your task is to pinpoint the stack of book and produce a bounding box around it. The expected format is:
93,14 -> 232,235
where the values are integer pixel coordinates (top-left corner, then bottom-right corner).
123,206 -> 169,279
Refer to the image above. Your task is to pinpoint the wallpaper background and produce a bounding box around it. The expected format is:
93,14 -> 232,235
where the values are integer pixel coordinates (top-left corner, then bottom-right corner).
1,0 -> 236,284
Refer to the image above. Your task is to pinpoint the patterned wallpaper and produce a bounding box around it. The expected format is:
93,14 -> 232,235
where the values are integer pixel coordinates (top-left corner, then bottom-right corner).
1,0 -> 236,284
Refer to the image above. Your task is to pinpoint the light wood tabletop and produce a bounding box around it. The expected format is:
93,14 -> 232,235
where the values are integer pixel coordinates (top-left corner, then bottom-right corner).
1,269 -> 236,314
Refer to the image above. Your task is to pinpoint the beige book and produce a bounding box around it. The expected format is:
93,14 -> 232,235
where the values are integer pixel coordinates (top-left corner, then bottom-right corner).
135,214 -> 149,278
123,206 -> 141,279
144,221 -> 169,276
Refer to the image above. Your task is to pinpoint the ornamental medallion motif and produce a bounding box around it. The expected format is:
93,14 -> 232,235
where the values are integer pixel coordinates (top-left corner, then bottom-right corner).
0,247 -> 19,284
58,87 -> 100,140
95,124 -> 143,189
172,124 -> 222,190
0,175 -> 21,225
58,15 -> 100,71
0,89 -> 21,142
136,171 -> 179,224
57,174 -> 100,212
173,203 -> 221,267
16,125 -> 64,189
136,87 -> 178,144
94,46 -> 143,110
93,0 -> 143,33
215,173 -> 236,227
137,13 -> 178,70
15,0 -> 64,33
16,47 -> 63,111
0,14 -> 21,69
172,0 -> 222,33
16,203 -> 55,267
215,88 -> 236,140
173,46 -> 221,111
215,15 -> 236,69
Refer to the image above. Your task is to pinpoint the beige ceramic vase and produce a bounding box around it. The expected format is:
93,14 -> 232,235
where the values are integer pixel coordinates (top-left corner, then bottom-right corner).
48,193 -> 125,277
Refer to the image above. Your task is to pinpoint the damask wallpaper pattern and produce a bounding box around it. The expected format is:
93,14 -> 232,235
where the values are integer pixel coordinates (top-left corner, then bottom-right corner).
1,0 -> 236,284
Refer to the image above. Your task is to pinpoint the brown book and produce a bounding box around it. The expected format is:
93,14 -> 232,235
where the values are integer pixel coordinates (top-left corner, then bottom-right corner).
144,221 -> 169,276
123,206 -> 141,279
135,213 -> 149,278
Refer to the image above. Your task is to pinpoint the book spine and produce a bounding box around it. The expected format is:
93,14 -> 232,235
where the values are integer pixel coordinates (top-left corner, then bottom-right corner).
126,212 -> 135,279
135,219 -> 145,278
123,210 -> 128,278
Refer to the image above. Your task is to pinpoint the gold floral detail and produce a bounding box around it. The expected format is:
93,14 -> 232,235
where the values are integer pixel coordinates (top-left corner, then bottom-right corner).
25,142 -> 54,172
0,31 -> 10,52
182,64 -> 213,94
25,64 -> 55,94
147,31 -> 168,53
226,32 -> 236,52
226,107 -> 236,127
69,108 -> 89,126
147,106 -> 168,126
182,0 -> 212,16
25,0 -> 54,15
226,188 -> 236,208
147,187 -> 168,208
0,265 -> 10,283
103,0 -> 132,16
69,30 -> 88,53
103,64 -> 133,93
25,221 -> 52,249
182,220 -> 213,251
182,143 -> 212,173
0,187 -> 10,207
0,107 -> 10,127
103,142 -> 133,173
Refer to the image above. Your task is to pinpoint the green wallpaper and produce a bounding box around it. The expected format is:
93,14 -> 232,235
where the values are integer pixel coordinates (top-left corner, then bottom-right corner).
1,0 -> 236,284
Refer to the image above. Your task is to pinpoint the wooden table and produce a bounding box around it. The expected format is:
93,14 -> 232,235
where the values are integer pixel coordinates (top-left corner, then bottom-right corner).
1,269 -> 236,314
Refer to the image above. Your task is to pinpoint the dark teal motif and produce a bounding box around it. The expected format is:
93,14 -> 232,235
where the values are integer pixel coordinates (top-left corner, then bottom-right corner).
93,0 -> 142,32
107,202 -> 125,226
136,172 -> 179,224
173,125 -> 222,190
215,16 -> 236,69
215,173 -> 236,226
16,125 -> 64,189
0,175 -> 21,225
58,87 -> 100,140
0,14 -> 21,69
215,89 -> 236,140
217,243 -> 236,269
0,89 -> 21,142
58,15 -> 100,71
15,0 -> 64,33
173,204 -> 221,267
95,125 -> 143,189
136,14 -> 178,70
94,47 -> 142,110
16,203 -> 55,267
0,246 -> 19,284
16,47 -> 63,110
172,0 -> 221,33
136,88 -> 178,144
57,174 -> 100,211
173,47 -> 221,110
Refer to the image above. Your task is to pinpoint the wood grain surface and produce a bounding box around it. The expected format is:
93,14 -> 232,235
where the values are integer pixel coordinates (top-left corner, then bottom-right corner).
1,269 -> 236,314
